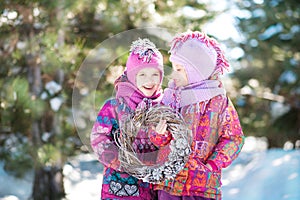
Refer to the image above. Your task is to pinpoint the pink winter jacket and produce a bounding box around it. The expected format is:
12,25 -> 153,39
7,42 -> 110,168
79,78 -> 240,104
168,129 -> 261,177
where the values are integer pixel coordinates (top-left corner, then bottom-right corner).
149,94 -> 245,200
91,98 -> 158,200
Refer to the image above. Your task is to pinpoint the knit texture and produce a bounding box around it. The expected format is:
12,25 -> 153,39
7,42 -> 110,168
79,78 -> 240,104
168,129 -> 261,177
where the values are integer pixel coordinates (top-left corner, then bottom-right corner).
169,31 -> 229,78
126,38 -> 164,86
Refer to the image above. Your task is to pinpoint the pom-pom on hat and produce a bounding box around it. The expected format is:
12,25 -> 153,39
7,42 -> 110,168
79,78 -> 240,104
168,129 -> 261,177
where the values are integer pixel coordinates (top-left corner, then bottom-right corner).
169,31 -> 229,84
126,38 -> 164,85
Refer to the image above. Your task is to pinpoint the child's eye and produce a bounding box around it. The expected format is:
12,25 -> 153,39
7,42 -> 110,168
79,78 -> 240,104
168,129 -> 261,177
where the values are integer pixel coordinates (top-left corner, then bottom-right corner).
153,73 -> 159,76
138,73 -> 145,76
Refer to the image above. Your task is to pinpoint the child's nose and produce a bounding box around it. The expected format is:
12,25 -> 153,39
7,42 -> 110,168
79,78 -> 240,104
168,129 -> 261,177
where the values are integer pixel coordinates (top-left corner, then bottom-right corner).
144,76 -> 155,84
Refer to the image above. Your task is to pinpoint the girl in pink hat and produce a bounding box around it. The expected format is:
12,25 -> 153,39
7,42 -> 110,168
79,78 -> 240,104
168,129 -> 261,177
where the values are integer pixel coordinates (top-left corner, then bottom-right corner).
91,38 -> 164,200
149,31 -> 245,200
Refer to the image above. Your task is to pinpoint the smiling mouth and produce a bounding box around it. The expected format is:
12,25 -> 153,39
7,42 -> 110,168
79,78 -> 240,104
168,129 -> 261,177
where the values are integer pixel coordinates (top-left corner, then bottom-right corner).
143,85 -> 155,90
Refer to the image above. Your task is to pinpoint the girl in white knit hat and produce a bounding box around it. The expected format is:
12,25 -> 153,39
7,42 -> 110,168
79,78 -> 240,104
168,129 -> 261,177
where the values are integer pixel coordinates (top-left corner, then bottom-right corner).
149,31 -> 245,200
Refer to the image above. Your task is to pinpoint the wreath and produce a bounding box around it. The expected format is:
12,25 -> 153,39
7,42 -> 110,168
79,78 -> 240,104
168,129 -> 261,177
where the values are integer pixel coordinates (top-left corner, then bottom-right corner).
114,105 -> 192,183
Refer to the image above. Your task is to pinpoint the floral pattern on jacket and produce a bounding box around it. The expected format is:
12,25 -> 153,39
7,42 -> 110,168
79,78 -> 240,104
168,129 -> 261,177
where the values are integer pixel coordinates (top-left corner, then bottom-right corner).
150,95 -> 244,200
91,98 -> 157,200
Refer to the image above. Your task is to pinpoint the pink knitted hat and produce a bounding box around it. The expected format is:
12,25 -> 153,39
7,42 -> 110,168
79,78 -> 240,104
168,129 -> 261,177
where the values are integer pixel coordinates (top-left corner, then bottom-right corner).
169,31 -> 229,84
126,38 -> 164,86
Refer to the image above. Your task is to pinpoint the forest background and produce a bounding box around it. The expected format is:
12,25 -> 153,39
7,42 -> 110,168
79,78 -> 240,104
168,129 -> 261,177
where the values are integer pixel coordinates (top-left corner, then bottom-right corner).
0,0 -> 299,199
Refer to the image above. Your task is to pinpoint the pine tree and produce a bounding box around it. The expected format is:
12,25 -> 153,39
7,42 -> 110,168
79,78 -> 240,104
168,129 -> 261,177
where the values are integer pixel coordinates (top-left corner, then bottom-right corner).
233,0 -> 300,147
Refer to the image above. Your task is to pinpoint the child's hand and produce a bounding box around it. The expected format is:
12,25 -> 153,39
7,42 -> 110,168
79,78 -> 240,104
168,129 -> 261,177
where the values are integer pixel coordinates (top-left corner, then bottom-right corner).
155,119 -> 168,135
149,120 -> 172,147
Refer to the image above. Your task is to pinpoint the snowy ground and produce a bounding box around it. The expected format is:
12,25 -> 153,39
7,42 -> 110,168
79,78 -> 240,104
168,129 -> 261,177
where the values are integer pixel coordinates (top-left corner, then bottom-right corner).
1,137 -> 300,200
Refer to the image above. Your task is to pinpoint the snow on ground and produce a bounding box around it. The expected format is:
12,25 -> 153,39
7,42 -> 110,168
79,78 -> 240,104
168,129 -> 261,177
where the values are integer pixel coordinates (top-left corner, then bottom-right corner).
222,149 -> 300,200
63,154 -> 103,200
1,137 -> 300,200
0,162 -> 33,200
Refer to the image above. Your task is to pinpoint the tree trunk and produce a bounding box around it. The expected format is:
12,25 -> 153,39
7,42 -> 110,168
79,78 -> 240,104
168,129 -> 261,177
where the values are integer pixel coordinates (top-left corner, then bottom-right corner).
22,3 -> 67,199
27,54 -> 65,199
32,166 -> 65,200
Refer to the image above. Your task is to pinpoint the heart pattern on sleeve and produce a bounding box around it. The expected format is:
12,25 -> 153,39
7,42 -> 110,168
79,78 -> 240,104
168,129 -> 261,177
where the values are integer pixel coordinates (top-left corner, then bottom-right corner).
109,180 -> 139,196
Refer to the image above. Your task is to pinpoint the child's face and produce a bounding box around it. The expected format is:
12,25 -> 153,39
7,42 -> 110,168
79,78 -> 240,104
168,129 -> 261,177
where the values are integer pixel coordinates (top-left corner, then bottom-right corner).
136,67 -> 161,97
170,63 -> 188,87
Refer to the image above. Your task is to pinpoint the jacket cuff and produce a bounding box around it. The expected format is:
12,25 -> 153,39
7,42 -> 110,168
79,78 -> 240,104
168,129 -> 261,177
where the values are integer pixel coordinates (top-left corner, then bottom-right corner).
206,160 -> 219,171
